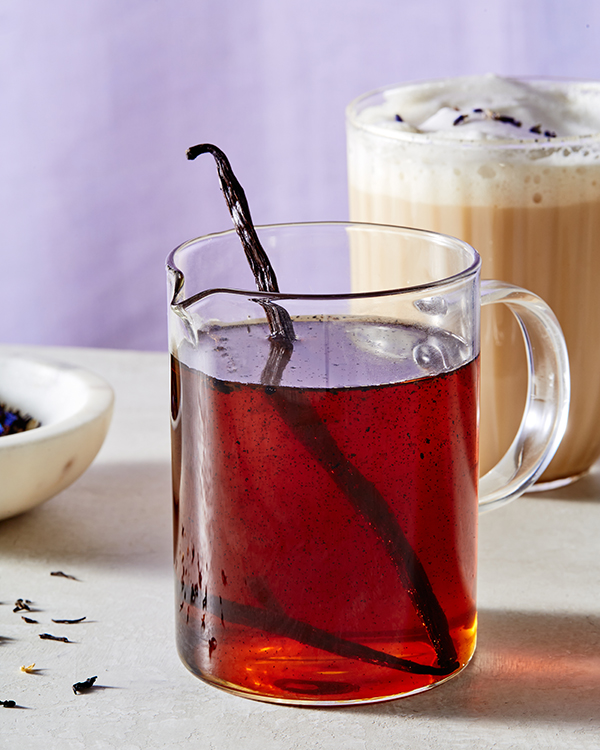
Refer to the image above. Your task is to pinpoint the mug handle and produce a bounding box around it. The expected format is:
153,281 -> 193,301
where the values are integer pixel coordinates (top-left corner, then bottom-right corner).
478,280 -> 570,511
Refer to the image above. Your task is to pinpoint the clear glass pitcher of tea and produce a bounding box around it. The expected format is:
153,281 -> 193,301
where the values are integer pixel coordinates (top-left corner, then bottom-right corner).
167,221 -> 569,705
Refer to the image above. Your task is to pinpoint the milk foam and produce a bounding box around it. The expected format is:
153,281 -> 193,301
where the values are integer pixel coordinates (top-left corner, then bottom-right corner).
347,76 -> 600,207
356,75 -> 600,141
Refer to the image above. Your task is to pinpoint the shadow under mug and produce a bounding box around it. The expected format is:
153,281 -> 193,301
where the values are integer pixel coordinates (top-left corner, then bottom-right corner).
167,221 -> 569,705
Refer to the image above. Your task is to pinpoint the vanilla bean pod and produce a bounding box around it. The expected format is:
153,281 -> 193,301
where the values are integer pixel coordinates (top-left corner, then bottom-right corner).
266,390 -> 458,670
207,595 -> 455,677
187,143 -> 458,671
186,144 -> 295,346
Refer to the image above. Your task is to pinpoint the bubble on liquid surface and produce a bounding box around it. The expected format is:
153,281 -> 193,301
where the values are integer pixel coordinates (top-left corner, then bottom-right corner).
414,297 -> 448,316
413,331 -> 470,374
349,321 -> 470,380
413,343 -> 447,372
351,323 -> 423,362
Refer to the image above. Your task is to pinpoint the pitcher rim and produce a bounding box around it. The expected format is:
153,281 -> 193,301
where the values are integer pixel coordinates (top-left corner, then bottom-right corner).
167,221 -> 481,310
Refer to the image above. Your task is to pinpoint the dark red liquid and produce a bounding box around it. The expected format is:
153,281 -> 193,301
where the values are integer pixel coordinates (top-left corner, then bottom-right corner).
171,319 -> 479,704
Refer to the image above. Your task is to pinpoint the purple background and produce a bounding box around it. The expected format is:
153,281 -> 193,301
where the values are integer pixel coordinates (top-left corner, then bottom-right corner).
2,1 -> 600,351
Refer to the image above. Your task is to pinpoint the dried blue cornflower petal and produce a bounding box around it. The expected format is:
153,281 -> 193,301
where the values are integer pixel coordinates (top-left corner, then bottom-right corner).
0,403 -> 40,436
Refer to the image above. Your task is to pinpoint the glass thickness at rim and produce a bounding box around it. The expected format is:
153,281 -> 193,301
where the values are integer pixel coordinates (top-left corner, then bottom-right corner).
346,76 -> 600,150
167,221 -> 481,310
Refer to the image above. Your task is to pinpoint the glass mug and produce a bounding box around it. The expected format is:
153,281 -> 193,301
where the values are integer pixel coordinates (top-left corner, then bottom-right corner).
167,222 -> 569,706
347,77 -> 600,487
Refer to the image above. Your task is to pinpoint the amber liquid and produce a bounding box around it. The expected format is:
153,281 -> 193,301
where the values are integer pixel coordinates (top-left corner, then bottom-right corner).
171,319 -> 478,704
349,188 -> 600,482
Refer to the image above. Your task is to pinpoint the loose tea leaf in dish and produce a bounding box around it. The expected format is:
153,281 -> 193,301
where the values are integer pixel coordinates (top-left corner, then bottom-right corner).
0,402 -> 40,436
50,571 -> 79,580
39,633 -> 71,643
1,700 -> 16,708
13,599 -> 32,613
21,616 -> 38,624
51,617 -> 86,624
72,676 -> 97,694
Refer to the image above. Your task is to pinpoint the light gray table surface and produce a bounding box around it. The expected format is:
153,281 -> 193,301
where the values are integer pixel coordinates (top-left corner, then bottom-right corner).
1,344 -> 599,750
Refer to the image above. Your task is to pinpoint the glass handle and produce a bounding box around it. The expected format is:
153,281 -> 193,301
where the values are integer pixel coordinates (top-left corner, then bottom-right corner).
478,280 -> 570,511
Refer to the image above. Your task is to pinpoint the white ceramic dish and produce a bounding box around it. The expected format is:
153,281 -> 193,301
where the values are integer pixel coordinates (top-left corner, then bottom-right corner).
0,354 -> 114,521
